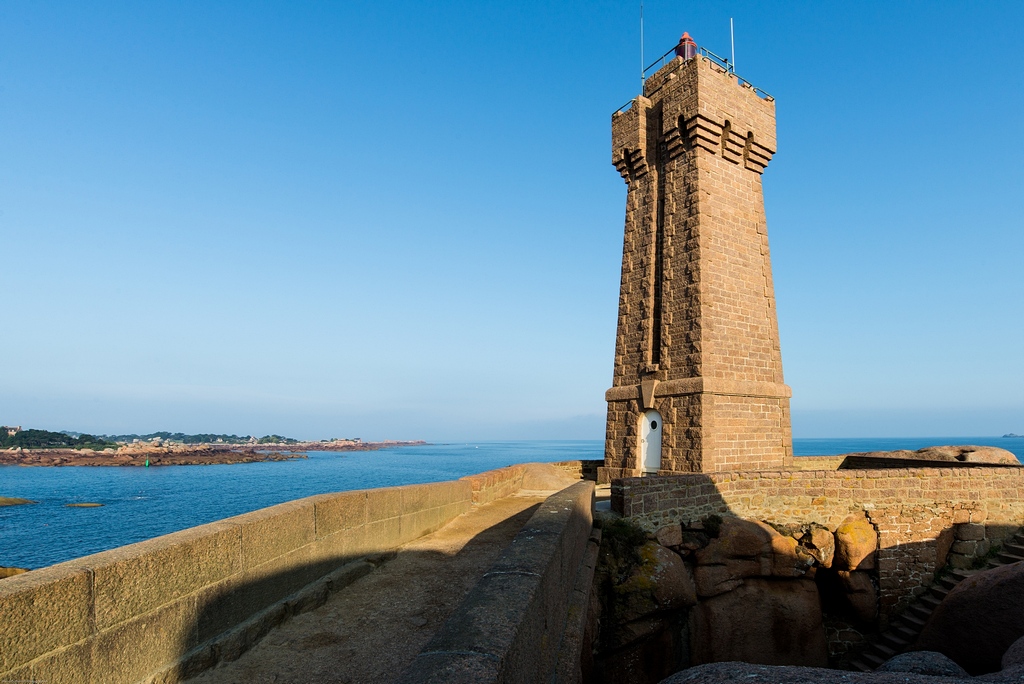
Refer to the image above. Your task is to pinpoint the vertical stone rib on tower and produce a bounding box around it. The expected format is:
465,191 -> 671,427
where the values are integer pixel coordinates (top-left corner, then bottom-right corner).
603,54 -> 793,479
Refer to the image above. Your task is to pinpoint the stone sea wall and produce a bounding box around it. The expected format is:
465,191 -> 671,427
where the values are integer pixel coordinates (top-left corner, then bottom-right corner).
0,465 -> 529,684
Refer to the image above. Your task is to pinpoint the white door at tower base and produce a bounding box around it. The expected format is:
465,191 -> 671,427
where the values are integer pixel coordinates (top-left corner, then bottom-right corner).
639,409 -> 662,475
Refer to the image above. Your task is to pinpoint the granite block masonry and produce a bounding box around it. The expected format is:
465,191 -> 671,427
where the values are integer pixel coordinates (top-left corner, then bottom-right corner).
604,51 -> 793,478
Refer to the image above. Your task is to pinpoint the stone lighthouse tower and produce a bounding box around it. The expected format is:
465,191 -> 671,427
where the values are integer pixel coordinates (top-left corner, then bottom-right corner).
602,37 -> 793,480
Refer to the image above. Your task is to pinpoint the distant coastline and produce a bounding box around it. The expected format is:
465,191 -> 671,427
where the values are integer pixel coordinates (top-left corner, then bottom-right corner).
0,440 -> 427,467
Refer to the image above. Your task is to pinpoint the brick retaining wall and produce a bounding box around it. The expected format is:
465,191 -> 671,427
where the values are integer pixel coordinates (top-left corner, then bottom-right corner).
612,466 -> 1024,617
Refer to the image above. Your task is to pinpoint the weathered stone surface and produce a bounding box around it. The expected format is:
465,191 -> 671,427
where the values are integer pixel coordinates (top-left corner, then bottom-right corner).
833,516 -> 876,571
693,559 -> 760,598
770,533 -> 814,578
519,462 -> 578,491
877,651 -> 968,676
955,522 -> 986,541
602,621 -> 684,684
920,445 -> 1019,465
840,445 -> 1020,466
804,526 -> 835,568
935,527 -> 954,569
1003,634 -> 1024,669
692,518 -> 815,596
950,539 -> 977,554
916,560 -> 1024,674
695,517 -> 773,564
657,660 -> 1015,683
656,523 -> 683,548
690,578 -> 827,667
646,545 -> 696,610
678,530 -> 708,552
618,543 -> 697,621
838,570 -> 877,622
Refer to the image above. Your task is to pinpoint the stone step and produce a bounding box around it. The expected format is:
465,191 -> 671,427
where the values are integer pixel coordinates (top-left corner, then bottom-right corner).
848,525 -> 1023,673
848,658 -> 874,673
861,652 -> 887,668
901,612 -> 927,628
892,624 -> 919,641
907,604 -> 934,623
880,632 -> 910,650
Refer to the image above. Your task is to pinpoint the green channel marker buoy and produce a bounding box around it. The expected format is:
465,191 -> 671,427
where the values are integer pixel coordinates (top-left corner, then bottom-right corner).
145,459 -> 150,467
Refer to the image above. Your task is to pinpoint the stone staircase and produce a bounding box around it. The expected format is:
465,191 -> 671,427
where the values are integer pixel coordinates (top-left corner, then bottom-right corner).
848,529 -> 1024,672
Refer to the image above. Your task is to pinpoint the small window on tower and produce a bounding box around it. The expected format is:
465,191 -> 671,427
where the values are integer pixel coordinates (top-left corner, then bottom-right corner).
721,120 -> 732,157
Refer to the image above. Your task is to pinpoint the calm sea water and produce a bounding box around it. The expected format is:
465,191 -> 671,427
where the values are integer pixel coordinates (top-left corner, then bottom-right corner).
2,437 -> 1021,570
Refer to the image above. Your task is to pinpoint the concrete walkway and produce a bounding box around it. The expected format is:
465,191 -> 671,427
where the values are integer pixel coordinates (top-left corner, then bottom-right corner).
186,493 -> 550,684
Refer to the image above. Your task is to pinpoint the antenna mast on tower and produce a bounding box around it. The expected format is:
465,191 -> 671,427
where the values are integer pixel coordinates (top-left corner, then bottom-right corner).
730,17 -> 736,72
640,1 -> 645,89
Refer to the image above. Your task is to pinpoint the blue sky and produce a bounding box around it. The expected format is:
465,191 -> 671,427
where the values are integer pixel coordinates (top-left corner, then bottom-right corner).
1,1 -> 1021,441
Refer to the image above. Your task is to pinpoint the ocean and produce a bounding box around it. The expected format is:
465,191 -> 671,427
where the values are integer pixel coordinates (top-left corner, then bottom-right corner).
1,437 -> 1021,570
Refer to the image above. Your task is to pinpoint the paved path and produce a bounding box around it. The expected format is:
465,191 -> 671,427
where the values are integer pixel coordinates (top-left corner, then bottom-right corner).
186,493 -> 550,684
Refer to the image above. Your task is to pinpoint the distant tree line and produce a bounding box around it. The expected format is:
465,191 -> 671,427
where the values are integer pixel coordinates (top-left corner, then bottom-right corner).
95,432 -> 299,444
4,428 -> 306,449
1,429 -> 116,450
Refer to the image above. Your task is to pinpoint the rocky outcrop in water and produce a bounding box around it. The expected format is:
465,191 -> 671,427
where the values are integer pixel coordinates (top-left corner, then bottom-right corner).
0,440 -> 425,466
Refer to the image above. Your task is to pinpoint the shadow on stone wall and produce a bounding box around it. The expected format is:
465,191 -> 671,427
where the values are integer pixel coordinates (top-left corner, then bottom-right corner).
167,502 -> 544,683
591,472 -> 1023,684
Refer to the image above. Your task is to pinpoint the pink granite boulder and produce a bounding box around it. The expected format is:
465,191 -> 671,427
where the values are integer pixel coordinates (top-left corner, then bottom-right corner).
916,560 -> 1024,674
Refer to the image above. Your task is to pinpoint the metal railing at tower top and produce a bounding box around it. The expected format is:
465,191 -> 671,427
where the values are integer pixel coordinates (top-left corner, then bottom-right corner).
613,43 -> 774,115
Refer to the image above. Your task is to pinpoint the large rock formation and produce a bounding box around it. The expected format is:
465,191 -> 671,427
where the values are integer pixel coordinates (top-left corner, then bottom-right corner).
615,542 -> 698,624
916,560 -> 1024,674
693,518 -> 814,598
0,566 -> 28,579
1003,635 -> 1024,670
876,651 -> 969,677
595,513 -> 885,680
690,578 -> 828,667
658,660 -> 1024,683
833,515 -> 877,571
844,445 -> 1019,466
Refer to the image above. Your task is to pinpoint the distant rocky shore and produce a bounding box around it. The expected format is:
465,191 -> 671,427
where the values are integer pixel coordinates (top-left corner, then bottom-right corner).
0,440 -> 426,467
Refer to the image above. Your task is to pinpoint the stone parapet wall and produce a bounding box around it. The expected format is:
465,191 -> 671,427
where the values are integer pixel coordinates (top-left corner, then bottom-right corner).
459,464 -> 526,504
397,481 -> 596,684
789,455 -> 846,471
552,459 -> 603,481
0,469 -> 532,684
612,466 -> 1024,618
